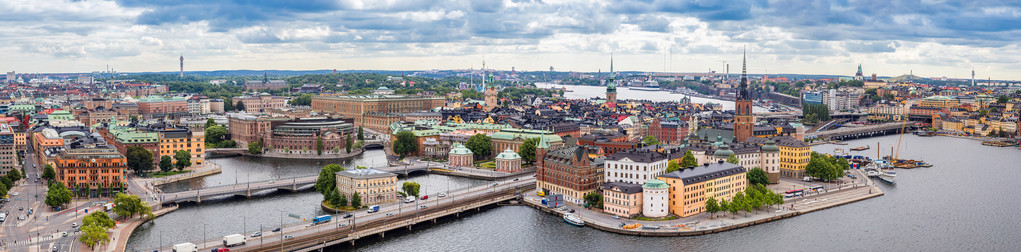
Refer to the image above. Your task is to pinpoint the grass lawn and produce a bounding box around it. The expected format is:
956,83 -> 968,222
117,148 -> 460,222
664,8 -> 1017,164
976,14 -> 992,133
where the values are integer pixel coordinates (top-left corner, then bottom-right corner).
477,161 -> 496,169
149,170 -> 192,178
323,201 -> 360,212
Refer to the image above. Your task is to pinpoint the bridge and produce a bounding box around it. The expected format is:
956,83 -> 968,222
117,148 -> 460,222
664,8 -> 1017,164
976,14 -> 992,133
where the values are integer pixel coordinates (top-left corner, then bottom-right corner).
363,138 -> 385,149
206,148 -> 249,158
152,177 -> 536,252
811,122 -> 918,140
163,176 -> 318,203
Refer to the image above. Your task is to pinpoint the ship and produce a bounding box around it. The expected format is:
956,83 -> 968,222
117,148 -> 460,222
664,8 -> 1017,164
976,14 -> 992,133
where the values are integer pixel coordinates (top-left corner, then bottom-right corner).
627,76 -> 661,91
850,146 -> 870,151
913,130 -> 936,137
563,214 -> 585,227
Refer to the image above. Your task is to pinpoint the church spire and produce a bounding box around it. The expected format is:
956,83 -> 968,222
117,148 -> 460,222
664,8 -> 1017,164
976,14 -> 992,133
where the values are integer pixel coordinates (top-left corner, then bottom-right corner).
739,47 -> 748,99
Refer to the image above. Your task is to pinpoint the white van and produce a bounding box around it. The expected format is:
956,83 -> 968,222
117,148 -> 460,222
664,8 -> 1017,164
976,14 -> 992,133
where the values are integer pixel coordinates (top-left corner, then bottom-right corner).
404,196 -> 415,203
172,243 -> 197,252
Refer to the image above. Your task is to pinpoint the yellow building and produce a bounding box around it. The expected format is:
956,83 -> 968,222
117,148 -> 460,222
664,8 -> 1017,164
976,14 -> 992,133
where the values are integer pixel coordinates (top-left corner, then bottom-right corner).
919,96 -> 960,109
13,131 -> 26,151
335,168 -> 399,205
941,119 -> 964,132
154,127 -> 205,165
658,162 -> 747,218
772,136 -> 810,178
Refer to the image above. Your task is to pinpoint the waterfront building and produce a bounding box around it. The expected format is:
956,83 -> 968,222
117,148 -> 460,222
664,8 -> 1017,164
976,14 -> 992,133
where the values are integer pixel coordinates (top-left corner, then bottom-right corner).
147,123 -> 205,165
490,129 -> 563,158
334,168 -> 399,205
536,145 -> 604,204
746,136 -> 809,178
0,124 -> 14,176
233,93 -> 288,113
311,94 -> 445,132
603,148 -> 669,185
228,114 -> 353,154
601,182 -> 642,218
658,162 -> 747,218
734,51 -> 753,142
642,179 -> 669,218
759,140 -> 781,183
448,143 -> 474,167
54,138 -> 127,196
494,148 -> 522,172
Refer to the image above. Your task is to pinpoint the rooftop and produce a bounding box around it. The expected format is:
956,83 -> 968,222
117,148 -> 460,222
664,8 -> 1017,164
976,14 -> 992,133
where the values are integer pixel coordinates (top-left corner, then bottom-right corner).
658,162 -> 746,185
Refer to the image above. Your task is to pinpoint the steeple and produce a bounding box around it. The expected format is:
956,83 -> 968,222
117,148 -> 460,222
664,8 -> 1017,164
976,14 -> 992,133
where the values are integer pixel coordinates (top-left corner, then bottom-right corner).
738,48 -> 748,100
606,53 -> 617,103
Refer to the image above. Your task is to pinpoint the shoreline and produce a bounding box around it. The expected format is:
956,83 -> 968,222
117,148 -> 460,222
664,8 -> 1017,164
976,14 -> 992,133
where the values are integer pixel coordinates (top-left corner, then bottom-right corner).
108,205 -> 179,252
241,148 -> 365,160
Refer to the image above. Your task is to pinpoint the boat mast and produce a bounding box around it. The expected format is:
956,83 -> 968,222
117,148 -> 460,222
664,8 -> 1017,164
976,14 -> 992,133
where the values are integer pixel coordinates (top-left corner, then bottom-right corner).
895,120 -> 907,161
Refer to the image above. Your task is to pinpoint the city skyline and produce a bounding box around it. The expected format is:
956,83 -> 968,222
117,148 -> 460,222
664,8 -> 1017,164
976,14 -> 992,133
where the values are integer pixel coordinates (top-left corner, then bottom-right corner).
1,0 -> 1020,80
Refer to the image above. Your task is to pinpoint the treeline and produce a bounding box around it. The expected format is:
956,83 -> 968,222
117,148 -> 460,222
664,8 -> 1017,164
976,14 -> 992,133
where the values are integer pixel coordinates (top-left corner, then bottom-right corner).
801,103 -> 831,124
805,151 -> 848,181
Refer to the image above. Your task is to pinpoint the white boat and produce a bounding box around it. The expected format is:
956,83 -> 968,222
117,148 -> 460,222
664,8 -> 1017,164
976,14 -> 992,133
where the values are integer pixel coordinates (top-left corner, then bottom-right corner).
878,172 -> 896,184
563,214 -> 585,227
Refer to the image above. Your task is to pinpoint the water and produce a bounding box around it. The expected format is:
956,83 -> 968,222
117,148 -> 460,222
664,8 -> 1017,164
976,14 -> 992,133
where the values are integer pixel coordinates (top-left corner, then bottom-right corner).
126,150 -> 486,249
536,83 -> 761,111
329,135 -> 1021,251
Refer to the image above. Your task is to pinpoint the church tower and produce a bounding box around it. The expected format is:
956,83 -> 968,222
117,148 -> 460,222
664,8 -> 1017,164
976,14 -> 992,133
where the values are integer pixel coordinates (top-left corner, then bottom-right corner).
483,61 -> 499,109
734,49 -> 754,142
606,53 -> 617,103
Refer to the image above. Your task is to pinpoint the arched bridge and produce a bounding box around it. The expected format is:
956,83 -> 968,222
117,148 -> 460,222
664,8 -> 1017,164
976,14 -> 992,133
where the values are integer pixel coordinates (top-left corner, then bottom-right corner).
811,122 -> 918,141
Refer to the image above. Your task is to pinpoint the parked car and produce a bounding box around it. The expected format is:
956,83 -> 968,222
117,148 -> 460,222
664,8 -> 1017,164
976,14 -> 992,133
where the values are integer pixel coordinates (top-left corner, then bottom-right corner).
271,227 -> 281,232
612,215 -> 620,219
419,205 -> 427,209
385,213 -> 394,216
338,223 -> 347,227
71,222 -> 78,228
513,178 -> 519,181
283,235 -> 294,240
438,192 -> 447,197
342,213 -> 353,219
420,195 -> 428,200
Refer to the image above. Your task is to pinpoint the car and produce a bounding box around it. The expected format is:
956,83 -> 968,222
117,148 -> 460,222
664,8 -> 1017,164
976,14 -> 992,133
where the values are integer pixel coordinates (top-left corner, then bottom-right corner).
283,235 -> 294,240
612,215 -> 620,219
271,227 -> 281,232
52,246 -> 58,252
568,209 -> 575,213
342,213 -> 353,219
12,192 -> 18,196
420,195 -> 428,200
250,231 -> 262,237
438,192 -> 447,197
71,222 -> 78,228
18,215 -> 25,220
61,232 -> 68,237
513,178 -> 519,181
338,223 -> 347,227
385,213 -> 394,216
306,223 -> 315,227
74,227 -> 80,232
419,205 -> 427,209
19,206 -> 24,210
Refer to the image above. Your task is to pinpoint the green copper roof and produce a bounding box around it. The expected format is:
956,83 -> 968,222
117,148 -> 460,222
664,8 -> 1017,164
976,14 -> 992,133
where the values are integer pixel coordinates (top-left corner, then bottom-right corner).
761,139 -> 780,152
713,143 -> 735,159
449,143 -> 473,155
495,148 -> 521,160
642,179 -> 669,189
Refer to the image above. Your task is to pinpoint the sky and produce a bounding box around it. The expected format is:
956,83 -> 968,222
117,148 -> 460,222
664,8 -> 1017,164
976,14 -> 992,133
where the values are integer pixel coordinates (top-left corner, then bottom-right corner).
2,0 -> 1020,80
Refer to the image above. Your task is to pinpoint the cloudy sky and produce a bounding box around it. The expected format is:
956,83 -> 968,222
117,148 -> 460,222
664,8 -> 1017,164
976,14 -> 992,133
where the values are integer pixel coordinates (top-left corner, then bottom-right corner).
2,0 -> 1020,80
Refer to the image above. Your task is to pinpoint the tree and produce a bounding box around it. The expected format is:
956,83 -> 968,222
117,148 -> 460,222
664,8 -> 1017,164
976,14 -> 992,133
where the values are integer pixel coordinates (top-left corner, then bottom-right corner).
726,153 -> 739,164
642,135 -> 660,146
45,182 -> 72,208
0,176 -> 11,190
328,189 -> 342,206
174,150 -> 192,171
248,142 -> 262,155
126,147 -> 153,176
79,224 -> 111,249
351,191 -> 362,208
235,100 -> 246,111
402,182 -> 421,197
517,137 -> 539,164
393,131 -> 419,157
747,167 -> 769,185
719,199 -> 730,217
705,197 -> 719,218
465,133 -> 492,159
0,183 -> 6,199
42,164 -> 57,182
315,164 -> 345,196
357,126 -> 364,140
345,135 -> 352,153
316,135 -> 323,156
159,156 -> 174,173
680,150 -> 698,168
205,118 -> 216,129
583,192 -> 603,209
6,168 -> 21,181
667,160 -> 680,173
730,192 -> 745,217
129,115 -> 139,123
337,193 -> 348,207
112,193 -> 154,220
997,95 -> 1009,104
223,97 -> 234,111
82,211 -> 116,229
204,125 -> 228,145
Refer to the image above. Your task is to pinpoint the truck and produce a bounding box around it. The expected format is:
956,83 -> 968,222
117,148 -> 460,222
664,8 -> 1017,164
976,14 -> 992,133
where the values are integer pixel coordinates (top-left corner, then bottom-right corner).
103,203 -> 114,212
366,205 -> 380,213
171,242 -> 197,252
222,234 -> 246,247
312,215 -> 331,225
0,212 -> 6,222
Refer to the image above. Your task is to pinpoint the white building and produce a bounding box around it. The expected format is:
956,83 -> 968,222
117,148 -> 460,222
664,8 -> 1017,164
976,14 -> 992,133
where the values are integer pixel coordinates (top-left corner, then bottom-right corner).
759,140 -> 781,183
604,149 -> 669,185
642,179 -> 669,218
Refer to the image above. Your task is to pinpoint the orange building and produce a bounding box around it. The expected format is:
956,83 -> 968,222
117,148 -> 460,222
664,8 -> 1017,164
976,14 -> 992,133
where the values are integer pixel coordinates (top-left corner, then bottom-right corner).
55,148 -> 127,197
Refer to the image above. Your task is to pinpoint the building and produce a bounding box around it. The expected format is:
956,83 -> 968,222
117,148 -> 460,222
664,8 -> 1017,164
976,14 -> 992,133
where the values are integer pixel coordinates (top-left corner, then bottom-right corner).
137,96 -> 187,117
32,128 -> 65,167
448,143 -> 474,167
209,99 -> 225,113
311,94 -> 445,131
148,123 -> 205,165
641,179 -> 669,218
536,145 -> 604,204
919,96 -> 960,109
228,114 -> 353,154
759,140 -> 781,183
649,118 -> 688,144
658,162 -> 747,218
490,129 -> 563,158
606,55 -> 617,103
335,168 -> 399,206
734,51 -> 754,142
0,124 -> 14,176
494,148 -> 522,172
603,149 -> 669,185
55,140 -> 127,197
233,93 -> 288,113
601,182 -> 642,218
746,136 -> 809,178
245,73 -> 288,91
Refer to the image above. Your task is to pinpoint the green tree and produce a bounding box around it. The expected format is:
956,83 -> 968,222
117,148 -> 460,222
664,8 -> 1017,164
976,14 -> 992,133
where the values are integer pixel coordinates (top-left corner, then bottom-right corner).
393,131 -> 419,157
79,224 -> 111,249
666,160 -> 680,173
159,156 -> 174,173
42,164 -> 57,182
345,135 -> 352,153
730,192 -> 745,217
357,126 -> 364,140
0,176 -> 11,190
126,147 -> 154,176
45,182 -> 72,208
248,142 -> 262,154
583,192 -> 603,209
328,189 -> 342,206
997,95 -> 1009,104
642,135 -> 660,146
465,133 -> 492,159
112,193 -> 154,220
726,153 -> 739,164
316,135 -> 323,156
235,100 -> 246,111
0,183 -> 7,199
705,197 -> 719,218
82,211 -> 116,229
746,167 -> 769,185
517,137 -> 539,164
680,150 -> 698,168
6,168 -> 21,181
337,193 -> 348,207
402,182 -> 421,197
315,164 -> 345,196
204,125 -> 228,145
173,150 -> 192,171
205,118 -> 216,129
719,199 -> 730,217
351,191 -> 362,208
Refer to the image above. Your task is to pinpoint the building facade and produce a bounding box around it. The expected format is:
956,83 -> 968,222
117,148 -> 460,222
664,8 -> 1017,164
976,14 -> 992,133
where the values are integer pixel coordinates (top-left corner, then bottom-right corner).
495,148 -> 522,173
448,143 -> 474,167
603,149 -> 669,185
601,182 -> 642,218
658,163 -> 747,218
311,94 -> 445,129
335,168 -> 399,205
536,145 -> 604,204
55,148 -> 127,197
641,179 -> 669,218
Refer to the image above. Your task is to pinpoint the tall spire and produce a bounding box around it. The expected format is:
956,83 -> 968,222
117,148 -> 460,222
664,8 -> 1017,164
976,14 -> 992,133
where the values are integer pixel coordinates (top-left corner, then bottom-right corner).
739,47 -> 748,99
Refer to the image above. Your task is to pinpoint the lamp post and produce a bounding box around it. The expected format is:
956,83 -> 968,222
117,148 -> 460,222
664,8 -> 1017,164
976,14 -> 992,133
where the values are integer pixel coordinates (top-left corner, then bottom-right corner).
203,224 -> 207,250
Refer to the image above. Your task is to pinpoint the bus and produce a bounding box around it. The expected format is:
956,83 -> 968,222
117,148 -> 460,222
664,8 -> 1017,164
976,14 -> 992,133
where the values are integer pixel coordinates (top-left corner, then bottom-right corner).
784,189 -> 804,198
810,186 -> 824,193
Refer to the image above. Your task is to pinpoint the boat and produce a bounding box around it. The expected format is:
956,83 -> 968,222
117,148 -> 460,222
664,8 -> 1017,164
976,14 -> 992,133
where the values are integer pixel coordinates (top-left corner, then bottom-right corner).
850,146 -> 870,151
832,142 -> 849,145
913,130 -> 936,137
981,141 -> 1014,147
563,214 -> 585,227
627,77 -> 661,91
878,172 -> 896,184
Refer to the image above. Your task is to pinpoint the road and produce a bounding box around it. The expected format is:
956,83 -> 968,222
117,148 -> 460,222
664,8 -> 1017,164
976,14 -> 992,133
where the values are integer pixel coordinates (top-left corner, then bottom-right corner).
150,174 -> 536,251
1,147 -> 85,252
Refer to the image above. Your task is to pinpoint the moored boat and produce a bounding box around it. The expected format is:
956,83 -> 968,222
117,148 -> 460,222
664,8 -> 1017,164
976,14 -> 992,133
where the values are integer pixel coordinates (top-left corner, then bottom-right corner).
564,214 -> 585,227
850,146 -> 870,151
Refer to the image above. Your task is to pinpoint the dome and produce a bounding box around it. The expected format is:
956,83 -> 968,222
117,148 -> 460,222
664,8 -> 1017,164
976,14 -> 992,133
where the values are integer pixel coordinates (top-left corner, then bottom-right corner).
377,86 -> 390,90
642,179 -> 669,190
713,143 -> 735,159
449,143 -> 473,155
761,139 -> 780,152
495,148 -> 521,160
